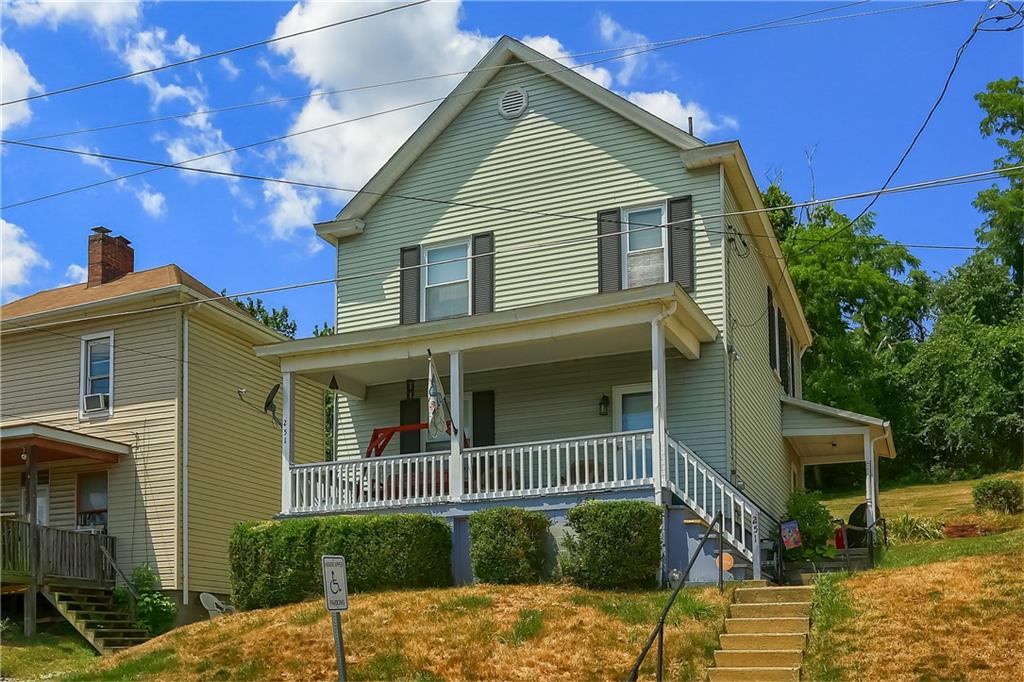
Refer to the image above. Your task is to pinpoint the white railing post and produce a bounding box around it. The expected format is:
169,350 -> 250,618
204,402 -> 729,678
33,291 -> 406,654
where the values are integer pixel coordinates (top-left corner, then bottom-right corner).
863,429 -> 877,528
449,350 -> 464,501
650,319 -> 667,498
280,371 -> 295,514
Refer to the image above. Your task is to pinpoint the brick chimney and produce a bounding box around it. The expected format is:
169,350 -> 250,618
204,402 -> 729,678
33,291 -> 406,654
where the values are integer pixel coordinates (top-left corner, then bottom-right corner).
87,226 -> 134,287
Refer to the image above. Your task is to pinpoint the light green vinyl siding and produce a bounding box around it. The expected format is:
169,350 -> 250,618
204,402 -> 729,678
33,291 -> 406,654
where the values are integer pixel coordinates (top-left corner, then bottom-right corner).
724,186 -> 790,519
0,310 -> 181,587
185,315 -> 323,594
781,406 -> 862,432
336,350 -> 728,472
335,61 -> 725,332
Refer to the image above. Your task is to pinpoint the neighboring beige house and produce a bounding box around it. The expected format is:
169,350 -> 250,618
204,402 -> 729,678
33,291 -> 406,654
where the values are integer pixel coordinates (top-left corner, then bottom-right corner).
0,228 -> 322,621
256,37 -> 896,583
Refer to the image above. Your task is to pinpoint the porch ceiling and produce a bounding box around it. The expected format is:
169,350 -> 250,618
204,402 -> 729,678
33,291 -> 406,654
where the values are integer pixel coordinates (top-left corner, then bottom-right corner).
257,283 -> 718,391
0,423 -> 129,467
781,396 -> 896,463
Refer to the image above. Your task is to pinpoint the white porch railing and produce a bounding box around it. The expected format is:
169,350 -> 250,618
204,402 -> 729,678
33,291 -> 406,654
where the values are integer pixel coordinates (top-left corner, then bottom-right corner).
462,430 -> 654,500
665,434 -> 760,566
290,451 -> 449,513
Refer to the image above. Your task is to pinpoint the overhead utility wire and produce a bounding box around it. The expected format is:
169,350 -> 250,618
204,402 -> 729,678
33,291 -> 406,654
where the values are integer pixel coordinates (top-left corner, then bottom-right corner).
0,166 -> 1011,340
0,0 -> 433,107
0,0 -> 960,211
10,0 -> 886,143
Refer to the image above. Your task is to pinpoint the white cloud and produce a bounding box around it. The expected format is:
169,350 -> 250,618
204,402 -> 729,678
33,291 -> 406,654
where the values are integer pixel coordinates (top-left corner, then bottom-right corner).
219,57 -> 240,80
1,219 -> 49,300
521,35 -> 612,89
597,13 -> 649,87
134,185 -> 167,218
0,43 -> 44,133
60,263 -> 88,286
263,183 -> 322,252
624,91 -> 739,138
5,0 -> 141,32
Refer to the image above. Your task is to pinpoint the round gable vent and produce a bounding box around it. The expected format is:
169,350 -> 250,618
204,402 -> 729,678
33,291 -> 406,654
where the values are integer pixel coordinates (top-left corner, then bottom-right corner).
498,87 -> 528,119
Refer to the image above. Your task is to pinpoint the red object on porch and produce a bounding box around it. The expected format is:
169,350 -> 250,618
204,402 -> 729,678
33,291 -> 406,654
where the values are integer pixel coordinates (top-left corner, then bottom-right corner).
364,422 -> 469,457
834,526 -> 847,550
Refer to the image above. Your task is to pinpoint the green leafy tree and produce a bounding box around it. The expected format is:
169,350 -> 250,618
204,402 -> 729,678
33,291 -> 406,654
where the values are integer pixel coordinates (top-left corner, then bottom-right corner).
973,77 -> 1023,288
224,290 -> 298,338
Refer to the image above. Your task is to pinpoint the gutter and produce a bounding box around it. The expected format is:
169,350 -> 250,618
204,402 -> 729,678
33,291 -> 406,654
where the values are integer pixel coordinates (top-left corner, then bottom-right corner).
181,315 -> 190,604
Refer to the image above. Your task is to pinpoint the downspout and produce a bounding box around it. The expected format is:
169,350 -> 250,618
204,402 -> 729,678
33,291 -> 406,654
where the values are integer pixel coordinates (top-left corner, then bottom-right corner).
652,300 -> 676,585
653,299 -> 677,464
181,314 -> 190,604
870,427 -> 888,514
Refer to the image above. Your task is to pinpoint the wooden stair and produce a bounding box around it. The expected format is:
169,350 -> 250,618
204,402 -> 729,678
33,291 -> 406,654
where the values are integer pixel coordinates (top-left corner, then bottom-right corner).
707,584 -> 813,681
42,585 -> 150,655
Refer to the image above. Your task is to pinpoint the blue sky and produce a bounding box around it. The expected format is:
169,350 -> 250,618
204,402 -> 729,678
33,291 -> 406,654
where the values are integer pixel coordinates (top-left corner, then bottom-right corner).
2,1 -> 1021,335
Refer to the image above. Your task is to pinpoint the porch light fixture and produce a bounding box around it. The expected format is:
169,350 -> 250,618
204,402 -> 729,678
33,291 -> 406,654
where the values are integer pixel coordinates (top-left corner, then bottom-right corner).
329,374 -> 339,391
599,394 -> 610,416
406,379 -> 416,399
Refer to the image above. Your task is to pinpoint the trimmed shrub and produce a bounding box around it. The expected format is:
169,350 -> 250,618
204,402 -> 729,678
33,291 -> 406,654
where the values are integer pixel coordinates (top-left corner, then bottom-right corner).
783,490 -> 837,561
972,477 -> 1024,514
468,507 -> 550,584
560,500 -> 662,589
229,514 -> 451,610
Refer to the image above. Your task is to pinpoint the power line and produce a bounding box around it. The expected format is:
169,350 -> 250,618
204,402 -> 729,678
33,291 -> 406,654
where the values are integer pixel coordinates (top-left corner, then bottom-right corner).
9,0 -> 886,143
798,0 -> 1024,254
0,0 -> 962,211
0,0 -> 432,107
1,166 -> 1010,339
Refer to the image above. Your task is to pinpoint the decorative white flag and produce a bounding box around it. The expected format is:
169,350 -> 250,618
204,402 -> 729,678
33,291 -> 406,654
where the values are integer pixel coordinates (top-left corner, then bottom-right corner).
426,354 -> 449,439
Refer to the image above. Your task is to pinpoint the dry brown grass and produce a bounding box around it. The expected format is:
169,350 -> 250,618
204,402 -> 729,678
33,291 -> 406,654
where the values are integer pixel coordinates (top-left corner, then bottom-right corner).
821,552 -> 1024,681
88,584 -> 730,681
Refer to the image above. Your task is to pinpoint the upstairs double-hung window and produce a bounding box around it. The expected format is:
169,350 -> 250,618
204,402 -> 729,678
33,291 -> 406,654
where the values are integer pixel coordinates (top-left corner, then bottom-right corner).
81,332 -> 113,417
423,241 -> 471,321
623,205 -> 667,288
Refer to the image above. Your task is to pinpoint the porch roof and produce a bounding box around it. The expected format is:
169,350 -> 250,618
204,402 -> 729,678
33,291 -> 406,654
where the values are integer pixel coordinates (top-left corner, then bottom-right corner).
781,396 -> 896,464
0,423 -> 130,467
256,283 -> 718,392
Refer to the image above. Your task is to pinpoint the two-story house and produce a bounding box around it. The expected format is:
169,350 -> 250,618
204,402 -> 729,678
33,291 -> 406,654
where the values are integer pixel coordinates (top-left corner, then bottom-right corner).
255,37 -> 896,582
1,228 -> 322,646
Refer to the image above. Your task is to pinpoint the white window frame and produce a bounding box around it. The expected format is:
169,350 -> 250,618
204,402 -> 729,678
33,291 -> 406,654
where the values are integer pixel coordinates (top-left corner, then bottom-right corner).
80,331 -> 114,419
420,239 -> 472,322
612,382 -> 653,432
620,203 -> 669,290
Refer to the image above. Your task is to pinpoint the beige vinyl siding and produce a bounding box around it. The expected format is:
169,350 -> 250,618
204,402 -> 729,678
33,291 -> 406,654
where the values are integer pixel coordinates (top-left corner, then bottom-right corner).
724,186 -> 790,519
1,460 -> 113,530
0,310 -> 181,586
336,350 -> 728,471
335,61 -> 725,333
185,315 -> 323,594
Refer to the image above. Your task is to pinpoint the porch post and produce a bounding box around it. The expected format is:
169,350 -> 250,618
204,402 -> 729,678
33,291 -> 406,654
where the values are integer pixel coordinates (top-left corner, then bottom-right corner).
863,429 -> 877,528
449,351 -> 464,501
650,320 -> 667,497
24,445 -> 38,637
280,371 -> 295,515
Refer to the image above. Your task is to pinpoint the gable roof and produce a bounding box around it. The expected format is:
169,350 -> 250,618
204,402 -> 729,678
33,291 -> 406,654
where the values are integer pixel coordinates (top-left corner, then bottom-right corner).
314,35 -> 703,244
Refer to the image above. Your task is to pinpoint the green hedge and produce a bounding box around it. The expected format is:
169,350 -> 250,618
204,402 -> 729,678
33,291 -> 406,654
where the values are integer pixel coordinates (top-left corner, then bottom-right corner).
468,507 -> 550,584
229,514 -> 452,610
560,500 -> 663,589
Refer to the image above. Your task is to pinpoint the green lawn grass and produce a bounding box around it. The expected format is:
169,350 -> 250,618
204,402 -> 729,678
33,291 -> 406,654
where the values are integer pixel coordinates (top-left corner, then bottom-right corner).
879,527 -> 1024,568
0,623 -> 98,680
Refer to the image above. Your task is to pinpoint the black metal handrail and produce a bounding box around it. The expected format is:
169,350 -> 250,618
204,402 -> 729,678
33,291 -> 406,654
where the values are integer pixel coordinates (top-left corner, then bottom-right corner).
99,544 -> 140,603
626,513 -> 724,682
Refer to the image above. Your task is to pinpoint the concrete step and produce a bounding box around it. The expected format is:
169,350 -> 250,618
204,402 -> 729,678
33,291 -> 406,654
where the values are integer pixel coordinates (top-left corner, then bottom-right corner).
730,602 -> 810,618
707,667 -> 800,682
725,617 -> 809,634
734,586 -> 814,604
714,650 -> 803,667
719,633 -> 806,651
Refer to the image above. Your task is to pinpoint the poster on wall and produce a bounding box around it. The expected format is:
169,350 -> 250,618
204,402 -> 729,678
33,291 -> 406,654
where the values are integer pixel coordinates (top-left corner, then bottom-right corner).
781,520 -> 803,550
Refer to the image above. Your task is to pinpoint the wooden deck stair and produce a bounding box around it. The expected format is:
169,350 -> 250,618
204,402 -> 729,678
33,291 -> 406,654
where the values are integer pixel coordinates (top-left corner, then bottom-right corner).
707,584 -> 813,681
41,585 -> 150,655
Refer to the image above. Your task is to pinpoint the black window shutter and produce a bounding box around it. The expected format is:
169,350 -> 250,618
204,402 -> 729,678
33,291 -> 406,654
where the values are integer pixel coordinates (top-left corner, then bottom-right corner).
767,288 -> 778,370
472,390 -> 495,447
668,196 -> 695,291
778,310 -> 789,392
471,232 -> 495,315
597,209 -> 622,293
399,246 -> 421,325
399,398 -> 421,454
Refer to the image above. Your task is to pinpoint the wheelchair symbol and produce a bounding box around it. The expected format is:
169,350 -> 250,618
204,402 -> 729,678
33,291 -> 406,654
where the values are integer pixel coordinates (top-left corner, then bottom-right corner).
329,570 -> 342,595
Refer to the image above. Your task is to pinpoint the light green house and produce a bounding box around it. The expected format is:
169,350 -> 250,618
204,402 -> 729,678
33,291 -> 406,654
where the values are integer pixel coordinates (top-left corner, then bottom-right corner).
257,37 -> 895,581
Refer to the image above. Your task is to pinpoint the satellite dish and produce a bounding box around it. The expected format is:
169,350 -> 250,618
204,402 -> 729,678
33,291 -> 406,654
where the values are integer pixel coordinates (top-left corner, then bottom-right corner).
264,383 -> 281,428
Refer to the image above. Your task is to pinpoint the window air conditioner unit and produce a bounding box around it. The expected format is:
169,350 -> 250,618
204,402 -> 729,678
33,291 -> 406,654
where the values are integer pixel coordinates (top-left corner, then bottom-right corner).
83,393 -> 110,413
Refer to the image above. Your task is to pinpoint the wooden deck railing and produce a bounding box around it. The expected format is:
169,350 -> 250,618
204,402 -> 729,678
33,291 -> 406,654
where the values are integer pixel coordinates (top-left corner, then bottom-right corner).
1,518 -> 116,585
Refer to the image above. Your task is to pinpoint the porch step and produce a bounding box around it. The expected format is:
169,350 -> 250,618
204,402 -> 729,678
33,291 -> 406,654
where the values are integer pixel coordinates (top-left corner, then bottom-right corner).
724,617 -> 809,634
42,586 -> 151,656
734,586 -> 813,604
706,586 -> 812,681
